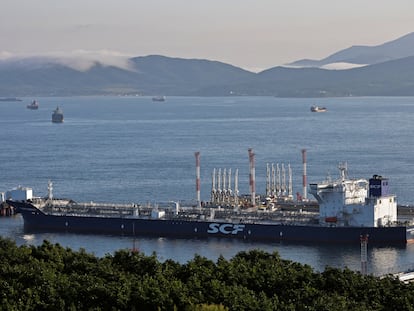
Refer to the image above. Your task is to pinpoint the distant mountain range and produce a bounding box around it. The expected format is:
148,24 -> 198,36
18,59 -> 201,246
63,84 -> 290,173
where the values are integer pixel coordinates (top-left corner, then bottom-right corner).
287,32 -> 414,68
1,32 -> 414,97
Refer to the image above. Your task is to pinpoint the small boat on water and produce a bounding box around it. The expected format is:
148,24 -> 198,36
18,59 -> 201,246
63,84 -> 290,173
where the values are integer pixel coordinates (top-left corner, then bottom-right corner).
52,106 -> 64,123
152,96 -> 166,102
310,106 -> 327,112
27,100 -> 39,110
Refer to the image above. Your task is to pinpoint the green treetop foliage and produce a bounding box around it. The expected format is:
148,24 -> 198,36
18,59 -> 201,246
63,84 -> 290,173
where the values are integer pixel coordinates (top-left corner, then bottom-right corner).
0,237 -> 413,311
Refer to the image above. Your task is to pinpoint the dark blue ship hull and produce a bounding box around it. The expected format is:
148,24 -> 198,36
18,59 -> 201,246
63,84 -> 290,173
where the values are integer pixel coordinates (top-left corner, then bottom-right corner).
9,200 -> 409,245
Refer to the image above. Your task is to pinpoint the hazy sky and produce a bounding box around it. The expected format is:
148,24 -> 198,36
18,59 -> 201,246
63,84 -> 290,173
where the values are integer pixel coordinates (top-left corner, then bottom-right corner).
1,0 -> 414,71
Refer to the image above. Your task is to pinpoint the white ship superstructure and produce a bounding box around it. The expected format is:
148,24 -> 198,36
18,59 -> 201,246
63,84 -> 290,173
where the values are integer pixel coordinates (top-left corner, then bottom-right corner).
309,163 -> 397,227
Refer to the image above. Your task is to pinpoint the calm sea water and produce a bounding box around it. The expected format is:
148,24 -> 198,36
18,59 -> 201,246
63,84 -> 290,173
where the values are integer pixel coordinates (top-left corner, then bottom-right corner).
1,96 -> 414,275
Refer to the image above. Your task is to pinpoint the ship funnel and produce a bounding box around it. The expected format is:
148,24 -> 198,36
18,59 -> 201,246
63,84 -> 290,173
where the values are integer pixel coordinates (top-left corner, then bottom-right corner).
369,175 -> 389,198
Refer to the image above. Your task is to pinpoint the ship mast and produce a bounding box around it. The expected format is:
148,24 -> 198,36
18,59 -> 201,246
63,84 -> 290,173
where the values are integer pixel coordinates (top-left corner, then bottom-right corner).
47,180 -> 53,200
338,162 -> 348,181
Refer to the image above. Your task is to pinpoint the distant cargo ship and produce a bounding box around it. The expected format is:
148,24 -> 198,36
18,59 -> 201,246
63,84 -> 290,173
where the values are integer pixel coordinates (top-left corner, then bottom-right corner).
27,100 -> 39,110
152,96 -> 166,102
310,106 -> 327,112
7,162 -> 414,245
52,106 -> 64,123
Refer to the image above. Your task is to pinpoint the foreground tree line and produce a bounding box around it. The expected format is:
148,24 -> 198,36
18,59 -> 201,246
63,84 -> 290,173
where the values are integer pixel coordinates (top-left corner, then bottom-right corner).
0,237 -> 413,311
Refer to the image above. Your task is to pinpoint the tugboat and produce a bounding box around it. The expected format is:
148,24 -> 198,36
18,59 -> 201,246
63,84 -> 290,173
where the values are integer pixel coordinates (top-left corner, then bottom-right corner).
27,100 -> 39,110
52,106 -> 64,123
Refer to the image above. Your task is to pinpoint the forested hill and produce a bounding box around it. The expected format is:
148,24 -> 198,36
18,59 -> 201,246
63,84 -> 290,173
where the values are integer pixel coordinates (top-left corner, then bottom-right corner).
1,54 -> 414,97
1,237 -> 413,310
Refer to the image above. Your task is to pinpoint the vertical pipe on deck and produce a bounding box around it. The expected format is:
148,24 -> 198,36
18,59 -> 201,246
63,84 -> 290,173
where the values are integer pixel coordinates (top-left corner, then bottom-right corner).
211,168 -> 216,204
195,152 -> 201,208
302,149 -> 307,200
248,149 -> 256,207
234,168 -> 239,207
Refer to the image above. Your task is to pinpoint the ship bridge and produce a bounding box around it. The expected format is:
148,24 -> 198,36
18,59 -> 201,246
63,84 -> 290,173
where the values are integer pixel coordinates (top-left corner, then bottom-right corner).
309,164 -> 397,227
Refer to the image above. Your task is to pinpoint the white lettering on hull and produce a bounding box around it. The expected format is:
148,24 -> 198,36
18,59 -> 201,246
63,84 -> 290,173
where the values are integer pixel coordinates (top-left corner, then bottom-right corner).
207,223 -> 245,235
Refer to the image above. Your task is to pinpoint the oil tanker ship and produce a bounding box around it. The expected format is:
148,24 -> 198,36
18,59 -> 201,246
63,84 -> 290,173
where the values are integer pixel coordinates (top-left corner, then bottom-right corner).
7,162 -> 414,245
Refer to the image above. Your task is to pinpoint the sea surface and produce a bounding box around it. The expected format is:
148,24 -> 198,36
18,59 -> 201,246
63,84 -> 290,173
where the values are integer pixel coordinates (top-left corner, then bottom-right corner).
1,96 -> 414,276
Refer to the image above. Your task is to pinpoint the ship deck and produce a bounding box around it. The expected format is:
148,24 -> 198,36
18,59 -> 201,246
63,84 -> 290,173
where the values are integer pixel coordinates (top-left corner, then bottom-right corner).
29,197 -> 414,227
